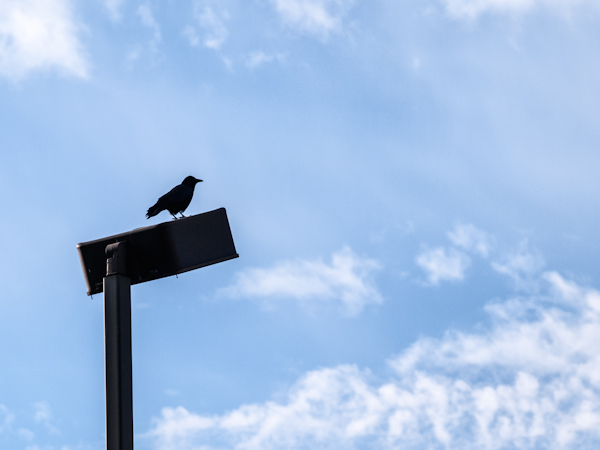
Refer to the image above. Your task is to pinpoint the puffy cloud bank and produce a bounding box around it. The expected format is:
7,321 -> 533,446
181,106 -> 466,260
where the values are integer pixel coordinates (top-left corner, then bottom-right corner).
0,0 -> 87,80
146,270 -> 600,449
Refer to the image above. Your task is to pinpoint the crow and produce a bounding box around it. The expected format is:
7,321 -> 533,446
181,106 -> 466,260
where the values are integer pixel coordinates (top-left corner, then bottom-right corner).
146,176 -> 203,219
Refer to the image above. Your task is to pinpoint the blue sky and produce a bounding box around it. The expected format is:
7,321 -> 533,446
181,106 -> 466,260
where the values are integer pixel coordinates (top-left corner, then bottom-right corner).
1,0 -> 600,449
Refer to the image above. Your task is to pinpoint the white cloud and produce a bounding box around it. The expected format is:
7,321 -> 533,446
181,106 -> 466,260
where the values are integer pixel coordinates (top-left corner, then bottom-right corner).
184,3 -> 229,50
0,0 -> 88,81
416,247 -> 470,285
146,271 -> 600,449
221,246 -> 382,315
271,0 -> 353,37
448,223 -> 494,258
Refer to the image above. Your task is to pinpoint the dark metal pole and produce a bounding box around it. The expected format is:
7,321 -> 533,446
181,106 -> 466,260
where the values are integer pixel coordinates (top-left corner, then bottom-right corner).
104,242 -> 133,450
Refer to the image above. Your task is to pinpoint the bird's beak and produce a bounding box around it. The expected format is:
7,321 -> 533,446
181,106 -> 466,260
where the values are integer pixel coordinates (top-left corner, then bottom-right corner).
197,179 -> 203,183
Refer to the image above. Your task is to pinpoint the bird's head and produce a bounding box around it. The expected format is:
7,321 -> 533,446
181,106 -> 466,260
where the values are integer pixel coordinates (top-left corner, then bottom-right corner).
182,176 -> 203,187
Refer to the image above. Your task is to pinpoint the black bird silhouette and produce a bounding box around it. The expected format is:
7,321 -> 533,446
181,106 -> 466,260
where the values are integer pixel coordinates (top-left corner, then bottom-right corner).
146,176 -> 203,219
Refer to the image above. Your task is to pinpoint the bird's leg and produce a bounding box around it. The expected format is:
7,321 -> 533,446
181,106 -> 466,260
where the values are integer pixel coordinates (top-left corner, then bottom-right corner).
179,212 -> 186,218
171,213 -> 179,220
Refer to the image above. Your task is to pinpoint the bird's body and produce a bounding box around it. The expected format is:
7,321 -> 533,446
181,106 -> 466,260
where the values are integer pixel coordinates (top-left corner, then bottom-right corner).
146,176 -> 203,219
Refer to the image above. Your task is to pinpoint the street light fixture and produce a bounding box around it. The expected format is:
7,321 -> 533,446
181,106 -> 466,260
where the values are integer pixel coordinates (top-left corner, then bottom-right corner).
77,207 -> 238,450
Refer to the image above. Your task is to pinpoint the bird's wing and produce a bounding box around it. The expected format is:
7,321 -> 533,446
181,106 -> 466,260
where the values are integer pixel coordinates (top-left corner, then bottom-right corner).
158,185 -> 192,203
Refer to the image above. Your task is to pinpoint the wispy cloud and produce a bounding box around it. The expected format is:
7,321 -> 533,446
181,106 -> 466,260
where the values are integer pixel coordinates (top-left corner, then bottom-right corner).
17,428 -> 34,441
440,0 -> 591,19
416,223 -> 493,285
271,0 -> 354,38
137,4 -> 161,49
33,402 -> 60,436
448,223 -> 494,258
491,241 -> 545,291
146,271 -> 600,449
417,224 -> 543,289
246,51 -> 286,68
184,3 -> 229,50
221,246 -> 382,315
0,0 -> 88,81
416,247 -> 471,285
103,0 -> 125,22
442,0 -> 534,18
0,405 -> 14,434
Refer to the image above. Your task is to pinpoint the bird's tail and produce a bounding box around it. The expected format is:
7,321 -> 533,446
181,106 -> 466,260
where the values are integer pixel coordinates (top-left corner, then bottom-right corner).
146,202 -> 162,219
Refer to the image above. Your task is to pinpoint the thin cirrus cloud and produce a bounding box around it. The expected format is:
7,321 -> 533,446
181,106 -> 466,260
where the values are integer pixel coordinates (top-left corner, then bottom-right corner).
0,0 -> 88,81
220,246 -> 382,316
145,270 -> 600,449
